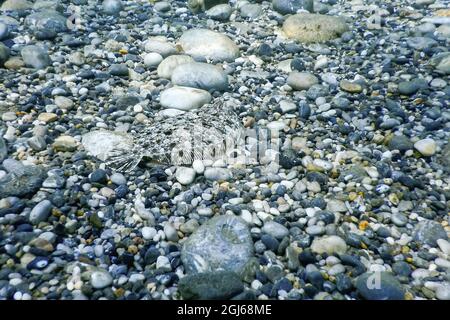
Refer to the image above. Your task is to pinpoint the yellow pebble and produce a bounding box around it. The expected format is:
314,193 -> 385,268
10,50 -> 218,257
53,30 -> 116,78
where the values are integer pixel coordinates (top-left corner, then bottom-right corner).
388,193 -> 399,205
404,292 -> 414,300
348,192 -> 358,201
401,246 -> 410,254
359,220 -> 369,231
406,257 -> 413,263
119,49 -> 128,55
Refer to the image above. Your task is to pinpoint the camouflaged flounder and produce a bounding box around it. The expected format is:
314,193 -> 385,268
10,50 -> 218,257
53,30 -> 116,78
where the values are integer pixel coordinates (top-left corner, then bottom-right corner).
105,100 -> 243,172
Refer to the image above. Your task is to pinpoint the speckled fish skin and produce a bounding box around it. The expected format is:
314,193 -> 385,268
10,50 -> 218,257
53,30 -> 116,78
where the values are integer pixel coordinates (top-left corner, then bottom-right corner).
105,100 -> 244,172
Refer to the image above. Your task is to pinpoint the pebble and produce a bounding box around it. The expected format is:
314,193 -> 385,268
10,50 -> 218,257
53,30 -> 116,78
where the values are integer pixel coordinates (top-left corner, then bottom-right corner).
102,0 -> 123,16
311,236 -> 347,255
414,138 -> 437,156
262,221 -> 289,240
206,4 -> 232,21
90,270 -> 113,289
175,166 -> 196,185
171,62 -> 229,91
272,0 -> 313,15
143,52 -> 163,68
287,72 -> 319,91
283,13 -> 349,43
21,45 -> 51,69
181,215 -> 254,275
160,86 -> 211,111
179,28 -> 240,62
413,220 -> 448,247
29,200 -> 52,225
178,271 -> 244,300
356,272 -> 405,300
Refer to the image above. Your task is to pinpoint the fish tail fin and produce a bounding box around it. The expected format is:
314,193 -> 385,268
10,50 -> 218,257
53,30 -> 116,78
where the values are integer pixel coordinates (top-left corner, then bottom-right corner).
105,146 -> 143,173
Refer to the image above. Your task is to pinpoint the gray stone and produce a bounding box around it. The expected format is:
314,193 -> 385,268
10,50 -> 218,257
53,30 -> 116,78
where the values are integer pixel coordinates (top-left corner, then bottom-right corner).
175,166 -> 196,185
311,235 -> 347,255
21,45 -> 51,69
0,164 -> 45,198
187,0 -> 229,13
287,72 -> 319,90
178,271 -> 244,300
356,272 -> 405,300
430,52 -> 450,75
413,220 -> 448,247
109,64 -> 129,77
154,1 -> 171,12
143,52 -> 163,68
179,29 -> 240,62
406,36 -> 437,50
102,0 -> 123,16
206,4 -> 232,21
0,137 -> 7,162
388,135 -> 413,153
0,42 -> 10,66
171,62 -> 229,92
144,37 -> 177,57
272,0 -> 313,15
90,269 -> 113,289
160,86 -> 211,111
262,221 -> 289,239
29,200 -> 52,225
25,10 -> 68,34
28,136 -> 47,151
0,22 -> 9,40
157,55 -> 194,79
391,213 -> 408,227
283,13 -> 349,43
240,3 -> 262,19
0,0 -> 33,11
181,215 -> 254,276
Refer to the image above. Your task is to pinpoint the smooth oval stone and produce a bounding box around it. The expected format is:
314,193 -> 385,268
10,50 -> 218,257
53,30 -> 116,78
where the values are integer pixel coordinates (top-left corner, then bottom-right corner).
272,0 -> 313,15
283,13 -> 349,43
287,71 -> 319,90
413,220 -> 448,247
25,10 -> 68,33
181,215 -> 254,276
240,3 -> 262,19
143,52 -> 163,68
356,272 -> 405,300
144,37 -> 178,57
311,235 -> 347,255
29,200 -> 52,225
21,45 -> 51,69
175,166 -> 196,185
206,4 -> 232,21
160,86 -> 212,111
179,28 -> 240,62
171,62 -> 229,91
102,0 -> 123,16
414,138 -> 437,156
1,0 -> 33,11
90,269 -> 113,289
187,0 -> 229,13
157,55 -> 194,79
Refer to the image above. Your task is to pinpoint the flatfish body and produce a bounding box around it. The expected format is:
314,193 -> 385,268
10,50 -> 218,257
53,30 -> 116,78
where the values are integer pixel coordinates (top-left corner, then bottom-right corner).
105,101 -> 243,172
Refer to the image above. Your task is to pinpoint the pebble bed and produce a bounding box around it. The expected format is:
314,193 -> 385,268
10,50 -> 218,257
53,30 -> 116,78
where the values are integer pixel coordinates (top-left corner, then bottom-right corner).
0,0 -> 449,300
